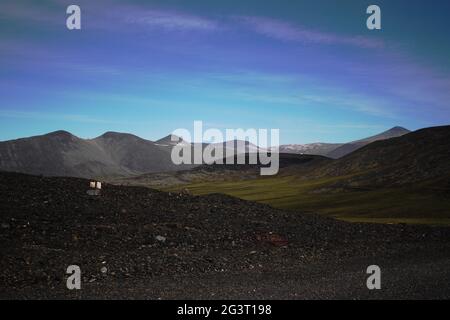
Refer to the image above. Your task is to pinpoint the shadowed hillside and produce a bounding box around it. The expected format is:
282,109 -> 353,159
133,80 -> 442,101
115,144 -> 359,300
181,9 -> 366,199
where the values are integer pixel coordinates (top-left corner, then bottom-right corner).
326,126 -> 410,159
318,125 -> 450,187
152,126 -> 450,224
112,153 -> 330,188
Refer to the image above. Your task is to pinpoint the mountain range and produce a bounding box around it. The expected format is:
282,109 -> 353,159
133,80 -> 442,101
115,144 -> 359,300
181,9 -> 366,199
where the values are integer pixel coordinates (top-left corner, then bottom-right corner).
0,130 -> 268,178
0,131 -> 193,178
1,125 -> 449,223
150,125 -> 450,223
0,126 -> 412,179
317,125 -> 450,187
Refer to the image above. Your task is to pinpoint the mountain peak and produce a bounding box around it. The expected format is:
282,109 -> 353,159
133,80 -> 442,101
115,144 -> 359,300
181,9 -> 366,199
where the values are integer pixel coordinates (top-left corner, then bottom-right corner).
45,130 -> 76,139
156,134 -> 185,145
96,131 -> 139,140
355,126 -> 410,144
326,126 -> 411,159
387,126 -> 410,133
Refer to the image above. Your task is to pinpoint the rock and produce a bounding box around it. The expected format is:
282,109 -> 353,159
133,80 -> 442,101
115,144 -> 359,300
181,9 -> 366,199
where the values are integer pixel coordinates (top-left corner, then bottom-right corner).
155,235 -> 166,242
180,188 -> 192,195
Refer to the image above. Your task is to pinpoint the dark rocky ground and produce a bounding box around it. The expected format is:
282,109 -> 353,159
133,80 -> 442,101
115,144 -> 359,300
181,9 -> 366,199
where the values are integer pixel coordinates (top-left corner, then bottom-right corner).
1,171 -> 450,299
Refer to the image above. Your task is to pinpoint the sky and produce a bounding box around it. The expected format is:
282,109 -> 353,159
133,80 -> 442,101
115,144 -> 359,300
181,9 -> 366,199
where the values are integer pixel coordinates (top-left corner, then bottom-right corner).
1,0 -> 450,144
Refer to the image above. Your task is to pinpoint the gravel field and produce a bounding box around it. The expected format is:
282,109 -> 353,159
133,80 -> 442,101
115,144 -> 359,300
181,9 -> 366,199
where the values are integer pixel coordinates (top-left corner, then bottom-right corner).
1,172 -> 449,299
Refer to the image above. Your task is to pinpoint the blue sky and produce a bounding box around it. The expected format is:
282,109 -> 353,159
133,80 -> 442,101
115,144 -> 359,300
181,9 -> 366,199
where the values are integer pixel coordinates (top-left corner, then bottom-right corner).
1,0 -> 450,144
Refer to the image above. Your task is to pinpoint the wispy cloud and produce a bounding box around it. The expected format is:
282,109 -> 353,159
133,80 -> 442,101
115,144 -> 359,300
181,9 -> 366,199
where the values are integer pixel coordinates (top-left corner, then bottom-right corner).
237,16 -> 384,49
123,8 -> 219,32
0,2 -> 220,34
300,93 -> 396,118
199,70 -> 396,118
0,2 -> 380,47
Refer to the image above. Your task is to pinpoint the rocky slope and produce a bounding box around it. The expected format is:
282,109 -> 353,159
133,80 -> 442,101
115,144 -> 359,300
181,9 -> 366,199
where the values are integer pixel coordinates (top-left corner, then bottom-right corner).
1,171 -> 450,299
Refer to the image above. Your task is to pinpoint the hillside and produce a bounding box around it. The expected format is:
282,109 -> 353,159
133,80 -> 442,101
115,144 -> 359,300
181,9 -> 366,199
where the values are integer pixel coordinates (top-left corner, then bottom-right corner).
326,126 -> 410,159
159,126 -> 450,223
1,171 -> 450,299
112,153 -> 330,188
318,125 -> 450,187
278,143 -> 343,156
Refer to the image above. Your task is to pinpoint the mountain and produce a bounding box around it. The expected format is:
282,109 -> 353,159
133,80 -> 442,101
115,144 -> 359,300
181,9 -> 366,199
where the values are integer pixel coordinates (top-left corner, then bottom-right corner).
318,125 -> 450,187
0,131 -> 274,179
0,126 -> 416,180
212,140 -> 266,155
0,131 -> 194,178
326,126 -> 410,159
90,132 -> 193,175
155,134 -> 190,147
132,126 -> 450,223
277,143 -> 343,156
276,126 -> 410,158
135,126 -> 449,190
